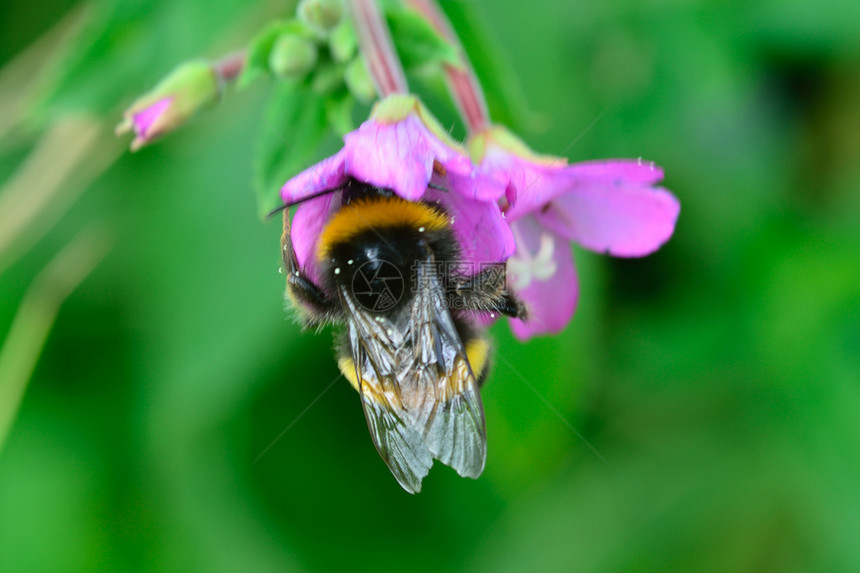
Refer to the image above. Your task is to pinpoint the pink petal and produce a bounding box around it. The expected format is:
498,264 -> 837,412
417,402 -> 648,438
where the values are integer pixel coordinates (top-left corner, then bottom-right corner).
132,97 -> 173,138
291,193 -> 338,286
563,159 -> 664,185
280,150 -> 348,205
344,117 -> 431,200
342,114 -> 502,202
424,187 -> 515,266
446,168 -> 506,202
537,183 -> 680,257
507,217 -> 579,340
490,154 -> 570,220
503,158 -> 667,222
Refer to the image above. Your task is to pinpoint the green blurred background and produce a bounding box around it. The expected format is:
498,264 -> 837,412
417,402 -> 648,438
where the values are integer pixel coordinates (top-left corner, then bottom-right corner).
1,0 -> 859,571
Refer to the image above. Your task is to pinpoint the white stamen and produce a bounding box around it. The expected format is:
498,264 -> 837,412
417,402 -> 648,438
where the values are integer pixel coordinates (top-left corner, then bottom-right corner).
508,231 -> 558,291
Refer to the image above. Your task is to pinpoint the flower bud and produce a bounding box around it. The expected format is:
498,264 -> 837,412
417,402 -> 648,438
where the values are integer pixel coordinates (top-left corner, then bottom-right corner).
343,57 -> 375,102
297,0 -> 344,37
116,61 -> 218,151
269,34 -> 318,79
328,19 -> 357,63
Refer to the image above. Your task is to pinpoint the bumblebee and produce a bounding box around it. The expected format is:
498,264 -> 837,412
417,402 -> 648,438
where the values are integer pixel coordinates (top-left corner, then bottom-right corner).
281,179 -> 525,493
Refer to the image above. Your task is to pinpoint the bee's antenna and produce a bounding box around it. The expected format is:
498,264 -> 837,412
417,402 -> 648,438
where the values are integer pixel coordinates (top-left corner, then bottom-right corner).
265,183 -> 350,220
266,203 -> 291,219
427,182 -> 448,192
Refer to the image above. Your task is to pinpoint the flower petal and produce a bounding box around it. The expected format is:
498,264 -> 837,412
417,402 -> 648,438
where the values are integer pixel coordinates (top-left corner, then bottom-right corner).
503,158 -> 667,222
537,182 -> 680,257
446,168 -> 506,202
507,217 -> 579,340
132,97 -> 173,138
280,149 -> 348,205
489,156 -> 568,220
424,186 -> 515,267
563,159 -> 664,185
343,116 -> 431,200
291,192 -> 338,286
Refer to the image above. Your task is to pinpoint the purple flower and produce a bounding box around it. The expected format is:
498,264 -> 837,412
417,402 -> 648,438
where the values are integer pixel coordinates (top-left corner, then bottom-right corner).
281,95 -> 513,285
471,127 -> 680,340
122,97 -> 173,150
116,61 -> 219,151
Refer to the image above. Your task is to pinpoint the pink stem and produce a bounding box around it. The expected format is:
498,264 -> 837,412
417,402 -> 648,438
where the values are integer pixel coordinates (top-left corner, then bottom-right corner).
405,0 -> 490,133
349,0 -> 409,97
214,50 -> 246,83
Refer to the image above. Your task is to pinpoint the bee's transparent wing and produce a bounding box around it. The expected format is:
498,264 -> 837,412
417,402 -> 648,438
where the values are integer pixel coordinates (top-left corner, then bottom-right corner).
344,297 -> 433,493
340,256 -> 486,493
409,260 -> 486,478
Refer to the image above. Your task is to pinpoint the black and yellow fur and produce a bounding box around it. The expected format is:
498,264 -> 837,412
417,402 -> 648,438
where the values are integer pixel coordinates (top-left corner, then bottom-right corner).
281,182 -> 523,386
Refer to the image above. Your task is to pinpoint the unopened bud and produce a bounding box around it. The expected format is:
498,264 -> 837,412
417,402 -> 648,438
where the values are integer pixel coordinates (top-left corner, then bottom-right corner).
328,19 -> 357,63
116,60 -> 218,151
297,0 -> 344,37
344,57 -> 375,102
269,34 -> 318,79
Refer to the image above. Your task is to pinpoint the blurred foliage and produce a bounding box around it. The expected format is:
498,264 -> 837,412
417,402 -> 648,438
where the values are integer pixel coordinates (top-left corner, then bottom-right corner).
1,0 -> 859,571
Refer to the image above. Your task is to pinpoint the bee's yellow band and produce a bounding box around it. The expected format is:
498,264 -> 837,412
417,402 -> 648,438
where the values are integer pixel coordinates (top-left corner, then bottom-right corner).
338,337 -> 489,395
317,196 -> 449,262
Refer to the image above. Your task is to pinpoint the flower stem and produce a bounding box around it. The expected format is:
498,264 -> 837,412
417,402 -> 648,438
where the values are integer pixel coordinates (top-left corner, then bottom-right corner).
348,0 -> 408,97
213,50 -> 246,84
405,0 -> 490,133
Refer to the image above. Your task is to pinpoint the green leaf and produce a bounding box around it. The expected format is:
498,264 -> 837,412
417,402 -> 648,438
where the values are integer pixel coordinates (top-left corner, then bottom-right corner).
325,90 -> 355,136
386,8 -> 460,71
239,20 -> 312,88
254,83 -> 330,217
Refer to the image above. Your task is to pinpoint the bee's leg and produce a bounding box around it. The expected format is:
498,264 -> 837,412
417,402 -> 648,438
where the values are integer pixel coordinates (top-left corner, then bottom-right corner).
282,210 -> 340,325
494,291 -> 527,320
449,264 -> 527,320
283,257 -> 342,326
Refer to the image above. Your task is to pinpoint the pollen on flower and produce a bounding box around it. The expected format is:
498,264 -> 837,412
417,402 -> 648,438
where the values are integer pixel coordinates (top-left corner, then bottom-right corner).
507,232 -> 558,292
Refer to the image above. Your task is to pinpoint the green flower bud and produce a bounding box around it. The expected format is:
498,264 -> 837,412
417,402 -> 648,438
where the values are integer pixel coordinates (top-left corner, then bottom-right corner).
297,0 -> 344,37
269,34 -> 319,79
344,57 -> 375,103
328,19 -> 357,63
116,60 -> 219,151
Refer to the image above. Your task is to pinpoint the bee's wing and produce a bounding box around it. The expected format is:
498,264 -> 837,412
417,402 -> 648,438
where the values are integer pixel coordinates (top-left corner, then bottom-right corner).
340,256 -> 486,493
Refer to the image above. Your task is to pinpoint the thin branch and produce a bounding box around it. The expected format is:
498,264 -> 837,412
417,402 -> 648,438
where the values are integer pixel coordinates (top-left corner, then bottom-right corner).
349,0 -> 409,97
405,0 -> 490,132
